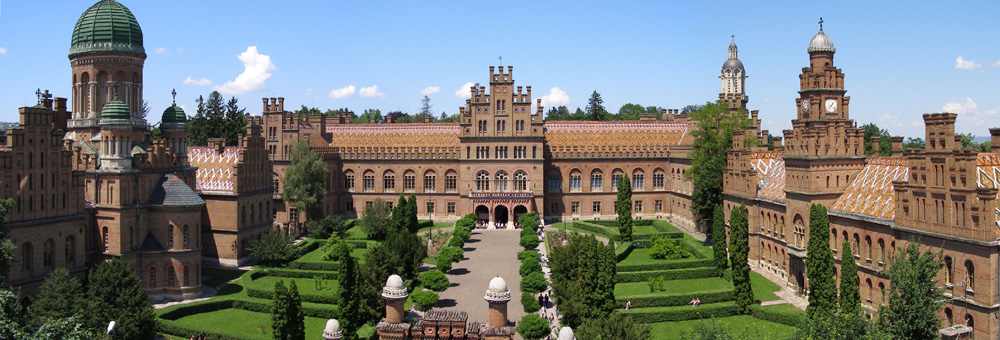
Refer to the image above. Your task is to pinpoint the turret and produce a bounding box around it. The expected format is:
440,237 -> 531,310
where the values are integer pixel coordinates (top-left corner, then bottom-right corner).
484,276 -> 511,327
382,274 -> 408,324
322,319 -> 343,340
160,89 -> 189,161
98,96 -> 135,170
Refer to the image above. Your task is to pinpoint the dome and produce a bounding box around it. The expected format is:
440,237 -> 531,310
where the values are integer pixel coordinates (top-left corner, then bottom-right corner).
488,276 -> 508,293
386,275 -> 405,289
558,327 -> 575,340
70,0 -> 144,57
322,319 -> 343,339
382,274 -> 408,300
161,104 -> 187,124
722,58 -> 744,71
99,96 -> 131,122
484,276 -> 511,302
808,30 -> 835,53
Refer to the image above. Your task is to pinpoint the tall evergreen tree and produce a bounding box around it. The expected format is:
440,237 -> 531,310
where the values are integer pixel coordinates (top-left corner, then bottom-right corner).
585,90 -> 607,121
282,139 -> 329,221
0,197 -> 14,284
390,195 -> 409,232
84,259 -> 157,340
838,241 -> 861,316
806,204 -> 837,318
360,244 -> 400,321
407,194 -> 419,233
548,234 -> 616,328
28,268 -> 84,327
360,198 -> 392,240
687,101 -> 753,234
728,204 -> 753,313
337,241 -> 362,340
878,241 -> 944,340
711,204 -> 729,277
419,95 -> 433,119
285,281 -> 305,340
615,175 -> 634,241
271,280 -> 290,340
223,96 -> 248,146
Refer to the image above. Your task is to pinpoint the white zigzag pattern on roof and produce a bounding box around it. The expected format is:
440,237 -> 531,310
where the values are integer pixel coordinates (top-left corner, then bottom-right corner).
188,147 -> 242,192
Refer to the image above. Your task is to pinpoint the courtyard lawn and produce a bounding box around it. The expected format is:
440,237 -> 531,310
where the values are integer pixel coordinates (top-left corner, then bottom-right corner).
615,277 -> 732,297
418,222 -> 454,234
247,275 -> 339,296
169,308 -> 373,339
344,224 -> 369,240
201,267 -> 246,288
649,314 -> 799,339
751,271 -> 783,302
295,245 -> 369,263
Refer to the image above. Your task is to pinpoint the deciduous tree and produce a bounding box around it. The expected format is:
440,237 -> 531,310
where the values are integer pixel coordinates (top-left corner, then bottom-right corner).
878,241 -> 944,340
283,139 -> 329,221
360,198 -> 392,240
247,230 -> 297,267
577,312 -> 651,340
687,101 -> 753,233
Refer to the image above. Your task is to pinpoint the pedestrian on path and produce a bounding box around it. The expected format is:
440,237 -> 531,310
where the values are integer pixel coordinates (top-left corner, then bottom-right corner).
626,299 -> 632,310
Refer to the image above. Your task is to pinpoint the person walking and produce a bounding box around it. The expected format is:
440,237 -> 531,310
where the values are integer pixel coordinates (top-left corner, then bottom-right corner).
626,299 -> 632,310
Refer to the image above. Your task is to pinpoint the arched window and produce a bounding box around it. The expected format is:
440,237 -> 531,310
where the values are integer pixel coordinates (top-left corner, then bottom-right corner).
653,169 -> 665,189
944,308 -> 954,326
877,239 -> 886,264
102,227 -> 109,252
944,256 -> 953,284
149,267 -> 157,288
445,171 -> 458,192
424,170 -> 437,192
65,235 -> 76,264
632,169 -> 645,189
514,171 -> 528,191
965,260 -> 975,290
383,170 -> 396,192
852,233 -> 860,256
168,225 -> 175,249
568,170 -> 582,192
403,170 -> 416,192
965,314 -> 974,335
344,170 -> 355,192
43,239 -> 54,266
590,170 -> 603,191
548,173 -> 562,191
866,278 -> 873,302
476,171 -> 490,191
865,235 -> 872,259
21,243 -> 32,273
363,171 -> 375,192
168,267 -> 176,287
831,229 -> 838,251
877,282 -> 886,306
183,225 -> 189,248
495,171 -> 509,191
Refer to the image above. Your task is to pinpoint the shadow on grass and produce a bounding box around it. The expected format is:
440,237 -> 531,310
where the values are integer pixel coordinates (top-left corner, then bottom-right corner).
216,284 -> 244,297
437,298 -> 458,308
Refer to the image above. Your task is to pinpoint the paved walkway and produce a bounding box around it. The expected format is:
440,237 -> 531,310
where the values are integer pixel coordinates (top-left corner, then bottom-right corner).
753,266 -> 809,311
435,229 -> 525,328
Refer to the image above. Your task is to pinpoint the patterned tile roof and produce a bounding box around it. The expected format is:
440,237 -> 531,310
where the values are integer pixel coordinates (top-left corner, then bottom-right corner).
832,157 -> 909,220
325,124 -> 460,148
976,152 -> 1000,222
188,146 -> 242,192
752,151 -> 786,201
543,121 -> 687,148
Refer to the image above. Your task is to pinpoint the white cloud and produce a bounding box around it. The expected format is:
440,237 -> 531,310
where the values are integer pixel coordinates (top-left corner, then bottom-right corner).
990,60 -> 1000,68
421,86 -> 440,95
215,46 -> 276,95
942,98 -> 977,114
182,77 -> 212,86
359,85 -> 385,98
179,105 -> 190,115
454,82 -> 475,98
539,87 -> 571,108
155,47 -> 167,54
955,56 -> 980,70
761,98 -> 771,104
328,85 -> 356,99
0,47 -> 7,55
304,88 -> 313,97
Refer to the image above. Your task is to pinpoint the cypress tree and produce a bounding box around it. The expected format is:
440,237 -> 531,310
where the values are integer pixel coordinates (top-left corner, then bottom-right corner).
391,195 -> 408,232
271,280 -> 289,340
806,204 -> 837,318
616,176 -> 633,241
286,281 -> 306,340
839,241 -> 861,316
728,204 -> 753,313
338,240 -> 361,340
407,194 -> 419,233
711,204 -> 728,277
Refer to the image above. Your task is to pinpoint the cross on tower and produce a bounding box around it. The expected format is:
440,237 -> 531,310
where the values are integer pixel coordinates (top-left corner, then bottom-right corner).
172,88 -> 177,104
731,34 -> 735,41
35,88 -> 42,104
113,81 -> 121,98
819,17 -> 824,30
41,90 -> 52,102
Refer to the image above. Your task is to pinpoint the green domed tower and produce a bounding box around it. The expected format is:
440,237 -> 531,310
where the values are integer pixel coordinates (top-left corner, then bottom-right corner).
68,0 -> 147,145
161,89 -> 190,157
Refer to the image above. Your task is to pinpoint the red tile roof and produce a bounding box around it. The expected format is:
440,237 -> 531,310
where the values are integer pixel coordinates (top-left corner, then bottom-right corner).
543,121 -> 687,149
325,124 -> 460,148
977,152 -> 1000,225
752,151 -> 786,201
832,157 -> 909,220
188,146 -> 242,192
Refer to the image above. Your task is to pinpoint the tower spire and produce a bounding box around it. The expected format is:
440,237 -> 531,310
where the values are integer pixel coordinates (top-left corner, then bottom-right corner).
172,88 -> 177,105
819,17 -> 824,31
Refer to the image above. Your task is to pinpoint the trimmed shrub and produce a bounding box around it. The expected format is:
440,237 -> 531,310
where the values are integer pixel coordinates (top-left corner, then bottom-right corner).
519,258 -> 542,277
616,259 -> 715,273
436,256 -> 453,273
419,270 -> 450,292
618,301 -> 739,323
520,272 -> 547,293
615,289 -> 734,308
519,234 -> 540,250
614,267 -> 718,283
288,261 -> 339,272
159,300 -> 233,320
438,247 -> 464,263
411,290 -> 439,312
614,241 -> 635,262
517,250 -> 540,262
448,236 -> 465,248
521,293 -> 541,313
648,236 -> 690,260
748,305 -> 807,327
261,268 -> 337,279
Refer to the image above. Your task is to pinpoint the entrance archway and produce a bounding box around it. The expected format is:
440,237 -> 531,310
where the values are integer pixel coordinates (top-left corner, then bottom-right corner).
476,205 -> 489,228
513,205 -> 528,225
795,271 -> 806,296
495,205 -> 509,227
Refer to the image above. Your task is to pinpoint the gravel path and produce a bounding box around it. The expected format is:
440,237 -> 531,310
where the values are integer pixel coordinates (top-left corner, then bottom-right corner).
436,229 -> 525,327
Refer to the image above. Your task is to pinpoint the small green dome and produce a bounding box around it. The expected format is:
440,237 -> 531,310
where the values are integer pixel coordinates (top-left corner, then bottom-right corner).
100,97 -> 132,121
70,0 -> 144,57
161,104 -> 187,124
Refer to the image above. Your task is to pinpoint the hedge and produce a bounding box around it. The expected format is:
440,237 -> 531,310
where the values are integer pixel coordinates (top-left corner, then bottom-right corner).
159,319 -> 248,340
588,219 -> 654,227
288,261 -> 338,271
615,289 -> 733,309
231,298 -> 339,319
618,301 -> 740,323
614,267 -> 718,283
258,268 -> 337,280
616,259 -> 715,273
159,300 -> 233,320
417,220 -> 434,230
748,305 -> 806,327
615,242 -> 635,262
517,250 -> 540,262
683,239 -> 713,260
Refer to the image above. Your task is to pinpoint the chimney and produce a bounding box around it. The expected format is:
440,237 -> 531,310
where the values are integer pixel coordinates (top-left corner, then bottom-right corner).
870,136 -> 881,155
207,138 -> 226,154
990,128 -> 1000,152
369,114 -> 377,123
262,98 -> 270,112
891,136 -> 904,157
423,114 -> 431,123
773,136 -> 784,151
277,97 -> 285,112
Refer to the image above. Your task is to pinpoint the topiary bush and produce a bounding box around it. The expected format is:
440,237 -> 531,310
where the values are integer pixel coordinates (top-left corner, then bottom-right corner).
419,270 -> 451,292
648,235 -> 690,260
519,258 -> 542,277
521,293 -> 541,313
520,272 -> 547,293
438,247 -> 464,263
519,234 -> 540,250
410,290 -> 439,312
436,256 -> 453,273
517,250 -> 539,262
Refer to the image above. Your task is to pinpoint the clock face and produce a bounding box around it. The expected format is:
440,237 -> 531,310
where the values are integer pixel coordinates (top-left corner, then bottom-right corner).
801,99 -> 809,112
825,99 -> 837,113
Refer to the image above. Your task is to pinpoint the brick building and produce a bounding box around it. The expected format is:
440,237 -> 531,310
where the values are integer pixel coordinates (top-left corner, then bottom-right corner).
723,25 -> 1000,339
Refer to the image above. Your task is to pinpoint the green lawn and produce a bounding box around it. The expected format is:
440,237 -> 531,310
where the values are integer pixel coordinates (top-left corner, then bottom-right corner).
418,222 -> 454,234
615,277 -> 732,297
201,267 -> 246,288
649,314 -> 799,339
170,308 -> 373,339
344,224 -> 369,240
296,245 -> 369,263
632,224 -> 660,235
247,275 -> 340,296
751,271 -> 782,302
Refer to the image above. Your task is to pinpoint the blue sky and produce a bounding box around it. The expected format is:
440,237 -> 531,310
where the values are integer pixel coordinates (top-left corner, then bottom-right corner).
0,0 -> 998,138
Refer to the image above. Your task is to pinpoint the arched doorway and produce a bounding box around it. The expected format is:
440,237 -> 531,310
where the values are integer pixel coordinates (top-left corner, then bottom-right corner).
795,271 -> 806,296
476,205 -> 490,228
513,205 -> 528,225
495,206 -> 509,227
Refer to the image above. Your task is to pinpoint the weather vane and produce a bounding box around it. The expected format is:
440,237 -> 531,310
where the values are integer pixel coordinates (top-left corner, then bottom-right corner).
819,17 -> 824,30
171,88 -> 177,104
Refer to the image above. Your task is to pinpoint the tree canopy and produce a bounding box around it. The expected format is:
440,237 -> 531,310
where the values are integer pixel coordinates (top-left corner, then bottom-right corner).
861,123 -> 892,156
687,101 -> 753,232
282,139 -> 329,221
585,90 -> 607,121
878,241 -> 944,340
728,204 -> 753,313
187,91 -> 248,146
549,234 -> 616,328
616,175 -> 634,241
84,259 -> 157,340
838,241 -> 861,316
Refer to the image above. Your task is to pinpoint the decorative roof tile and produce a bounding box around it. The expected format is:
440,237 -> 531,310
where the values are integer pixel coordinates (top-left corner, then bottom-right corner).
543,121 -> 687,149
188,147 -> 242,192
752,151 -> 786,201
832,157 -> 909,220
976,153 -> 1000,225
326,124 -> 460,148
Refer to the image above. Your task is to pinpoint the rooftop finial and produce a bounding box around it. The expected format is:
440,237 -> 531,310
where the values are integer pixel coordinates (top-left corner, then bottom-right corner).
819,17 -> 824,31
731,34 -> 735,41
113,81 -> 121,98
35,89 -> 42,104
171,88 -> 177,104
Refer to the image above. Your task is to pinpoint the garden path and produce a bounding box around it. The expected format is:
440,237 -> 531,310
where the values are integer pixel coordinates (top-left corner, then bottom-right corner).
435,229 -> 526,329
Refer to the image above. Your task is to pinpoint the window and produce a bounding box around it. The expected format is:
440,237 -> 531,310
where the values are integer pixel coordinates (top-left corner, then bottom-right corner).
65,235 -> 75,264
447,202 -> 456,215
21,243 -> 32,272
591,172 -> 603,191
426,202 -> 435,214
476,171 -> 490,191
495,171 -> 509,191
550,202 -> 559,214
944,256 -> 953,284
403,173 -> 415,191
169,267 -> 176,287
149,267 -> 156,288
184,266 -> 190,286
634,200 -> 643,213
43,239 -> 54,266
363,172 -> 375,192
548,174 -> 562,191
612,174 -> 622,189
183,226 -> 189,248
632,172 -> 645,189
592,201 -> 601,214
345,172 -> 355,191
365,201 -> 374,209
514,171 -> 528,191
445,173 -> 457,192
383,172 -> 396,192
569,173 -> 582,192
571,202 -> 580,214
424,173 -> 436,192
345,200 -> 354,212
387,201 -> 394,210
653,172 -> 665,188
655,200 -> 663,212
169,226 -> 175,249
965,260 -> 975,290
103,227 -> 109,252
